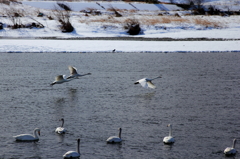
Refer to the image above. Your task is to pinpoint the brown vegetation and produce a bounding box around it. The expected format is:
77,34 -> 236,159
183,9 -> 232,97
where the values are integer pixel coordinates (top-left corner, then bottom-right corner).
53,3 -> 74,32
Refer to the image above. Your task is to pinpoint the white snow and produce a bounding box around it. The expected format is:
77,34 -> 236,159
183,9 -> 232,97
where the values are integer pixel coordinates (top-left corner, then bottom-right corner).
1,39 -> 239,53
0,0 -> 240,53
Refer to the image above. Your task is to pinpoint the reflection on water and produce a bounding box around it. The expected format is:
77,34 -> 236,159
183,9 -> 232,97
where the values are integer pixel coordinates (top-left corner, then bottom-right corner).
0,52 -> 239,159
68,88 -> 78,101
163,143 -> 174,151
56,134 -> 65,143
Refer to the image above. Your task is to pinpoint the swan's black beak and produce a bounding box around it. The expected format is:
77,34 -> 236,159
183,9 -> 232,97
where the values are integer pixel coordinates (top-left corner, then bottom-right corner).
38,131 -> 41,136
134,82 -> 139,84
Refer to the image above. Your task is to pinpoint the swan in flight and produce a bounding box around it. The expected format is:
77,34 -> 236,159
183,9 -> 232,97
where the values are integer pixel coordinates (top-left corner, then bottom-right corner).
55,118 -> 66,134
224,138 -> 237,156
50,75 -> 72,86
163,124 -> 175,144
67,66 -> 91,79
134,76 -> 161,89
13,128 -> 40,141
106,128 -> 122,143
63,138 -> 81,158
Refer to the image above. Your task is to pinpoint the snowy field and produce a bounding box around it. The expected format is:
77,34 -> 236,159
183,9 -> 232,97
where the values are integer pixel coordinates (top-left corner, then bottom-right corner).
0,0 -> 240,52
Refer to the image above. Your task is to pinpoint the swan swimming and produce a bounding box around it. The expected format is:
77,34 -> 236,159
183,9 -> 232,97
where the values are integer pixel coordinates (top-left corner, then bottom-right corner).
163,124 -> 175,144
13,128 -> 40,141
63,138 -> 81,159
106,128 -> 122,143
134,76 -> 161,89
67,66 -> 91,79
50,75 -> 72,86
224,138 -> 237,156
55,118 -> 66,134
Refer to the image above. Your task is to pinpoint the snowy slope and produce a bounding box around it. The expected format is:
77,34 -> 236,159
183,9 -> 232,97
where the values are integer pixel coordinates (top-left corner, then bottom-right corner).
0,0 -> 240,53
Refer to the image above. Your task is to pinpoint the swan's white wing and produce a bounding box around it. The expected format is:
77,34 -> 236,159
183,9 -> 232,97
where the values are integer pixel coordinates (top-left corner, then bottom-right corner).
137,78 -> 148,88
147,81 -> 156,89
224,147 -> 236,155
63,151 -> 80,158
55,75 -> 64,81
55,127 -> 66,134
140,81 -> 148,88
106,136 -> 122,143
13,134 -> 37,141
163,136 -> 175,144
68,66 -> 78,75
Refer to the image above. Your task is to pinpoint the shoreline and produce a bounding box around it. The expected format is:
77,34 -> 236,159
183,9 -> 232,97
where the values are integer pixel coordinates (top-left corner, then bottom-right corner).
1,37 -> 240,41
1,39 -> 240,53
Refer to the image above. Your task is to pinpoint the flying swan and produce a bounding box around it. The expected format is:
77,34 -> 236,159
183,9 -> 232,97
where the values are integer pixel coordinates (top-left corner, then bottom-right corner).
63,138 -> 81,158
106,128 -> 122,143
224,138 -> 237,156
50,75 -> 72,86
55,118 -> 66,134
163,124 -> 175,144
67,66 -> 91,80
134,76 -> 161,89
13,128 -> 41,141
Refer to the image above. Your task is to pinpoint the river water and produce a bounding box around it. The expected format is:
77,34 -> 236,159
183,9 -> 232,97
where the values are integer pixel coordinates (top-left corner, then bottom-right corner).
0,52 -> 239,159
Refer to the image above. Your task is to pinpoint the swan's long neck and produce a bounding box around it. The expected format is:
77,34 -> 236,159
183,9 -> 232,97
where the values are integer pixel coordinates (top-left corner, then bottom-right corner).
81,73 -> 91,76
61,119 -> 64,127
119,128 -> 122,139
168,125 -> 172,137
77,139 -> 80,154
33,129 -> 39,139
151,76 -> 161,81
232,139 -> 237,148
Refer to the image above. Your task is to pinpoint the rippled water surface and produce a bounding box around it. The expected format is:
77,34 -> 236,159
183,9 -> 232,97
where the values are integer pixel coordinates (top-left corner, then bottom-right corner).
0,52 -> 239,159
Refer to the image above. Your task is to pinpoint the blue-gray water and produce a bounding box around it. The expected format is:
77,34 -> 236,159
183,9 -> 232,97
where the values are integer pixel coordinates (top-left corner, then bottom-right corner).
0,52 -> 239,159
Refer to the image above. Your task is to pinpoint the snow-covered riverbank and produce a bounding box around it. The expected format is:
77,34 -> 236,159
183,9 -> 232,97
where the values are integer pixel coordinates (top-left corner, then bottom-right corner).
0,0 -> 240,52
1,39 -> 239,53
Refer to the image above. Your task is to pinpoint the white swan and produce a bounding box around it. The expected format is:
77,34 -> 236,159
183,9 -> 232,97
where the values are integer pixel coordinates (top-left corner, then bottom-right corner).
163,124 -> 175,144
55,118 -> 66,134
63,138 -> 81,158
134,76 -> 161,89
50,75 -> 72,86
67,66 -> 91,79
13,128 -> 40,141
106,128 -> 122,143
224,138 -> 237,156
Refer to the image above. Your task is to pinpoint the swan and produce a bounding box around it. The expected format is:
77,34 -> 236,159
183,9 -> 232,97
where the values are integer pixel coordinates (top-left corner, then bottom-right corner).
163,124 -> 175,144
224,138 -> 237,156
63,138 -> 81,158
66,66 -> 91,79
134,76 -> 161,89
50,75 -> 72,86
13,128 -> 40,141
55,118 -> 66,134
106,128 -> 122,143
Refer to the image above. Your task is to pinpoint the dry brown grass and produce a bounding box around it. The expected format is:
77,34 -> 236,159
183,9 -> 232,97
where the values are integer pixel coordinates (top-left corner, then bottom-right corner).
78,14 -> 225,29
79,16 -> 122,24
106,8 -> 127,13
139,16 -> 189,25
192,18 -> 222,28
129,9 -> 138,13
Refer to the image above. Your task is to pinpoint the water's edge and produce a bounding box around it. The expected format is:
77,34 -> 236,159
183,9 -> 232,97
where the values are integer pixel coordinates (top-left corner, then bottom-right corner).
1,37 -> 240,41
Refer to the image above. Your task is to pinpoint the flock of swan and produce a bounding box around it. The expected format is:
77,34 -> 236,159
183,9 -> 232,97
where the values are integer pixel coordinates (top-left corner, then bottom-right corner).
50,66 -> 91,86
12,66 -> 237,158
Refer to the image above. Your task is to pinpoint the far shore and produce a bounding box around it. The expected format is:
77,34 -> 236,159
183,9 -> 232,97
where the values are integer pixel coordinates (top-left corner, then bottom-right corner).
1,37 -> 240,41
